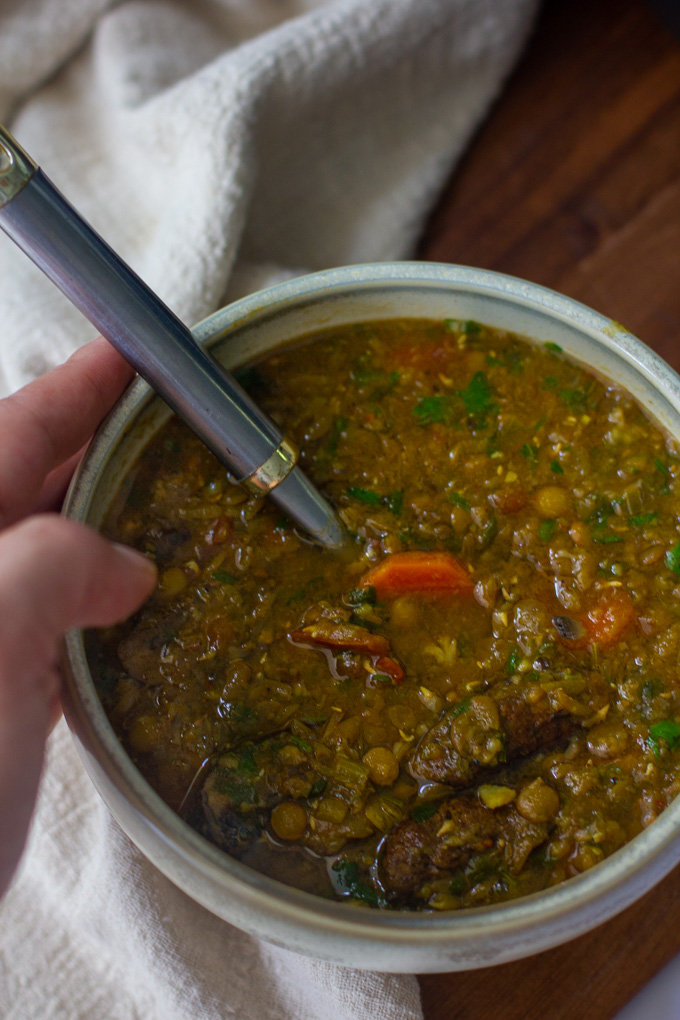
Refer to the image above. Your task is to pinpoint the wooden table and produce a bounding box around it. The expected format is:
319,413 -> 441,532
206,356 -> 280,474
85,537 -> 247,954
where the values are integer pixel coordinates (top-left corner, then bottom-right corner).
417,0 -> 680,1016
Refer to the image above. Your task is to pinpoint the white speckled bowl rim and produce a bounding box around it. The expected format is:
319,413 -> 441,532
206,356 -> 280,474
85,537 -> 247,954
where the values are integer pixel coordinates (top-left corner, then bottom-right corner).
62,262 -> 680,972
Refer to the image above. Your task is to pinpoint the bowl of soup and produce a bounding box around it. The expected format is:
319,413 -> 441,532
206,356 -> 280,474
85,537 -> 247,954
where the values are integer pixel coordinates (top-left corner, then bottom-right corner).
61,262 -> 680,972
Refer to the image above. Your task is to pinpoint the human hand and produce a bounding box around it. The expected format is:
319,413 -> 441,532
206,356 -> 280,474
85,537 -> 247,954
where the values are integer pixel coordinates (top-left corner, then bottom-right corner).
0,339 -> 157,897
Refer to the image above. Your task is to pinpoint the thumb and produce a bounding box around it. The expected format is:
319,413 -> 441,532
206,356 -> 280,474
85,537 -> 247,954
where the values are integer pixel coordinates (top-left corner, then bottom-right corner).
0,515 -> 156,896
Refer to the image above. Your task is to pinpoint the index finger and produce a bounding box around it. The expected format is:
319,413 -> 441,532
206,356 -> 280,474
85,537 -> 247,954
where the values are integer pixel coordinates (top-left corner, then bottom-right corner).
0,338 -> 134,528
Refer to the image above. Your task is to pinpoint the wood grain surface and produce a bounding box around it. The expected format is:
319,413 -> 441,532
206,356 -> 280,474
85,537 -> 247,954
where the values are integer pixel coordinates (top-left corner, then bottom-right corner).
419,864 -> 680,1020
417,0 -> 680,1016
420,0 -> 680,367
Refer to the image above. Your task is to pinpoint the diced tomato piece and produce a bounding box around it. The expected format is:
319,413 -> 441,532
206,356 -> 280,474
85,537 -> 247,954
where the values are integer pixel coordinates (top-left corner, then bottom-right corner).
360,551 -> 473,600
374,656 -> 405,683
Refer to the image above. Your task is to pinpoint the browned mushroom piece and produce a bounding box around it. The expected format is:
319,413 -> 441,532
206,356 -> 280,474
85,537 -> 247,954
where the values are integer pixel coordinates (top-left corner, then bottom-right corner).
408,677 -> 593,786
380,793 -> 550,905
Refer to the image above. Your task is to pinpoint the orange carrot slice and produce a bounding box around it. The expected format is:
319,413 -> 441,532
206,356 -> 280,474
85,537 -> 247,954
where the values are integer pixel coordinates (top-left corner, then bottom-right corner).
584,590 -> 636,647
554,590 -> 636,650
361,551 -> 472,600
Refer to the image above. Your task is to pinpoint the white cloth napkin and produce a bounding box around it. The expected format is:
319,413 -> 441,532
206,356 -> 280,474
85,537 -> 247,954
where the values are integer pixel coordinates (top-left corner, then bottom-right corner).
0,1 -> 537,1016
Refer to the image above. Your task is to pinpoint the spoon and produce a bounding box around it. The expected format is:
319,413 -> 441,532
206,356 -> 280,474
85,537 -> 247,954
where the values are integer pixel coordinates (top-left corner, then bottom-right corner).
0,124 -> 346,549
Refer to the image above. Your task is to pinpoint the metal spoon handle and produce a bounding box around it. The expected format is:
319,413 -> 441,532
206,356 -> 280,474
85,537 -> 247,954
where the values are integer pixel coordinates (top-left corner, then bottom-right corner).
0,126 -> 345,548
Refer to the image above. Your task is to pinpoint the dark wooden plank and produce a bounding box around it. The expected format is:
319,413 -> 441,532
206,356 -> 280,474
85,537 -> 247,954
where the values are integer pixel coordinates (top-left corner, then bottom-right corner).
419,863 -> 680,1020
417,0 -> 680,1016
419,0 -> 680,356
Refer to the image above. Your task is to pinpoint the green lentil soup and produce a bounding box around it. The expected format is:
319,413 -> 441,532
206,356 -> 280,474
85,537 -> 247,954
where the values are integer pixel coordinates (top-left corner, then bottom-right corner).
87,317 -> 680,911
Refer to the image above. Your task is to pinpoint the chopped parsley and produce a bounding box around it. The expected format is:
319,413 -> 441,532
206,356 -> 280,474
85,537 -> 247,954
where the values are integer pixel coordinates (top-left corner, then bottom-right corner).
347,585 -> 377,606
586,501 -> 613,525
520,443 -> 538,465
354,369 -> 400,398
450,697 -> 471,718
346,486 -> 381,506
630,512 -> 658,527
465,854 -> 498,885
655,458 -> 671,493
386,489 -> 404,516
413,375 -> 497,426
447,491 -> 471,510
289,735 -> 313,754
538,519 -> 557,542
544,342 -> 563,353
332,859 -> 380,906
236,746 -> 258,775
506,647 -> 521,673
346,487 -> 403,515
443,318 -> 481,335
641,678 -> 664,700
212,569 -> 238,584
449,874 -> 467,895
478,511 -> 498,550
666,541 -> 680,576
411,802 -> 439,822
587,500 -> 623,543
559,387 -> 588,410
459,371 -> 496,416
550,460 -> 564,475
592,529 -> 623,545
308,777 -> 328,798
213,767 -> 256,803
325,415 -> 349,456
647,720 -> 680,758
413,395 -> 450,425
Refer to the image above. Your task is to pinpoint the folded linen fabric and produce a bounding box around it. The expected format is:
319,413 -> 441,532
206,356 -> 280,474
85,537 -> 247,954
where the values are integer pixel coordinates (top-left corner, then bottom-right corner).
0,1 -> 536,1016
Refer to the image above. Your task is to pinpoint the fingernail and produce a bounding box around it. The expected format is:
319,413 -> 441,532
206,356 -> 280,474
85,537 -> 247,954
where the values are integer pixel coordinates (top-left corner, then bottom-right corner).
112,542 -> 157,579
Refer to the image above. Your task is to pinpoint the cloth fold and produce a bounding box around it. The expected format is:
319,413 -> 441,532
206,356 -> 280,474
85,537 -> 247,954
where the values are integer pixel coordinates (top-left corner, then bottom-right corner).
0,1 -> 536,1016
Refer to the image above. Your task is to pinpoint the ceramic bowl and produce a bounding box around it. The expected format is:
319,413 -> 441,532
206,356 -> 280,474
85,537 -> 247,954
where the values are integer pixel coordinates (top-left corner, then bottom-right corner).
61,262 -> 680,973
